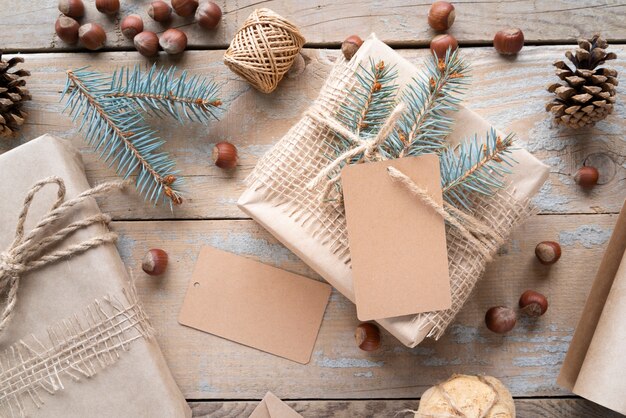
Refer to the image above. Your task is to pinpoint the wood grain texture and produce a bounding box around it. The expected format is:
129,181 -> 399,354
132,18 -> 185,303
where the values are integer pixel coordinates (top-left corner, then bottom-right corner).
3,46 -> 625,219
2,0 -> 626,51
188,398 -> 624,418
114,213 -> 616,399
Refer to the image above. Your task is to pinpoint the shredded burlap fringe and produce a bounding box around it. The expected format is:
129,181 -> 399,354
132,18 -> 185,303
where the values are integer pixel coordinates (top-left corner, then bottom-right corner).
0,285 -> 153,418
246,53 -> 536,341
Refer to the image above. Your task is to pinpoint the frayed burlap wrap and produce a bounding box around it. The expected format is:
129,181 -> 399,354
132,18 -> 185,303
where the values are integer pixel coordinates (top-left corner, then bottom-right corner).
238,34 -> 550,347
0,135 -> 190,417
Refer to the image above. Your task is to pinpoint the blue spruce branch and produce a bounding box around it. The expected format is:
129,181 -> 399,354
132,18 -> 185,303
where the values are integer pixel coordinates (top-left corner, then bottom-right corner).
440,130 -> 515,210
108,65 -> 222,124
62,68 -> 183,206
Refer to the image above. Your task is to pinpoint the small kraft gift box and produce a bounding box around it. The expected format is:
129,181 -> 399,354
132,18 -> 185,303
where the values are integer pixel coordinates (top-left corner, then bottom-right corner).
239,34 -> 550,347
0,134 -> 190,417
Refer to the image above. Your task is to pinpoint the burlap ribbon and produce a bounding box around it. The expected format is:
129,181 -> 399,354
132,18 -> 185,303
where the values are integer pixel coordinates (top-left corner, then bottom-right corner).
304,104 -> 505,262
0,176 -> 126,333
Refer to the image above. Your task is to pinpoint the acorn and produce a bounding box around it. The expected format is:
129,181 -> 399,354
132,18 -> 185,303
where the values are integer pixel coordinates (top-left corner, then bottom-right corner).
195,1 -> 222,29
134,31 -> 160,56
485,306 -> 517,334
121,15 -> 144,39
212,141 -> 238,169
428,1 -> 456,31
519,290 -> 548,317
430,34 -> 458,58
159,28 -> 187,55
574,166 -> 599,188
493,28 -> 524,55
79,23 -> 107,50
58,0 -> 85,18
95,0 -> 120,15
341,35 -> 363,61
535,241 -> 561,265
355,322 -> 381,351
148,0 -> 172,22
55,15 -> 80,44
172,0 -> 199,17
142,248 -> 169,276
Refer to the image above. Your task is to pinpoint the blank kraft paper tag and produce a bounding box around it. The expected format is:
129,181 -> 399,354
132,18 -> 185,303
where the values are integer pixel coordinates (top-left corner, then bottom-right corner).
178,246 -> 331,364
342,154 -> 451,321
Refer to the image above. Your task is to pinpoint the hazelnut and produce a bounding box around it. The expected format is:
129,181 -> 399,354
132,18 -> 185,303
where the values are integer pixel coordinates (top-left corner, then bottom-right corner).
428,1 -> 456,31
355,322 -> 381,351
519,290 -> 548,317
148,0 -> 172,22
493,28 -> 524,55
55,15 -> 80,44
341,35 -> 363,61
142,248 -> 169,276
195,1 -> 222,30
121,15 -> 144,39
159,28 -> 188,55
134,31 -> 160,57
535,241 -> 561,265
212,141 -> 238,169
430,34 -> 458,59
485,306 -> 517,334
574,166 -> 599,188
95,0 -> 120,15
58,0 -> 85,19
79,23 -> 107,51
172,0 -> 199,17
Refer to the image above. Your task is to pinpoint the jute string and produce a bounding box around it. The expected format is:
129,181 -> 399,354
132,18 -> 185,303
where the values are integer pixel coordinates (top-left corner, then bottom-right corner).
0,176 -> 127,333
224,8 -> 305,94
304,102 -> 504,262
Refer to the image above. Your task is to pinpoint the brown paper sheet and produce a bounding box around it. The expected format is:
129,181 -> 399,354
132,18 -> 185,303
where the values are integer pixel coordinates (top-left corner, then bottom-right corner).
178,246 -> 331,364
249,392 -> 303,418
342,155 -> 451,320
558,200 -> 626,415
0,134 -> 190,417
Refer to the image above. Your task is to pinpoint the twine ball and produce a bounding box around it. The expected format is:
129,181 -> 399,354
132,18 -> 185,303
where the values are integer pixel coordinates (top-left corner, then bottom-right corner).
224,8 -> 305,94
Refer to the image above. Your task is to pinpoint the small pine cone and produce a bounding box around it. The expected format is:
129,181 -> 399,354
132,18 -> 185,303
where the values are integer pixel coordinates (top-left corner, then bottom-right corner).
546,34 -> 618,129
0,51 -> 31,138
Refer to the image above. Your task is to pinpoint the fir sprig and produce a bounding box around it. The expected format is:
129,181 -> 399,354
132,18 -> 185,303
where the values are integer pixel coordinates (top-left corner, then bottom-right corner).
440,130 -> 515,209
382,49 -> 469,159
325,49 -> 516,210
62,68 -> 183,206
107,65 -> 222,124
337,59 -> 398,137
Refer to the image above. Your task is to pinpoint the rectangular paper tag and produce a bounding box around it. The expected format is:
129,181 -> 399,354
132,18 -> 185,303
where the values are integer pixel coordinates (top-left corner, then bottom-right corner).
178,246 -> 331,364
342,155 -> 451,320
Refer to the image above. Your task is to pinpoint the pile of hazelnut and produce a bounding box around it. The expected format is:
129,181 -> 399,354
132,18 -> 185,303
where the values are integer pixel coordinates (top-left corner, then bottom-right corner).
55,0 -> 222,56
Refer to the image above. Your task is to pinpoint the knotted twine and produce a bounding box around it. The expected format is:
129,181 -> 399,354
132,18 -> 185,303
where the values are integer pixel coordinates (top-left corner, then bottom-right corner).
305,103 -> 505,263
224,8 -> 306,94
0,176 -> 126,333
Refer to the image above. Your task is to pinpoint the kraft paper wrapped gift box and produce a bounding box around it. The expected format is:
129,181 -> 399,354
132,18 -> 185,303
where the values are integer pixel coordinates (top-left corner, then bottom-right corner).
0,134 -> 190,417
238,34 -> 550,347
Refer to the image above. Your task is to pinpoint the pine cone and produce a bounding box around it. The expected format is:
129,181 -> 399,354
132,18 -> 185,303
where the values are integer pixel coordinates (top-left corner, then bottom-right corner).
546,35 -> 618,129
0,51 -> 31,138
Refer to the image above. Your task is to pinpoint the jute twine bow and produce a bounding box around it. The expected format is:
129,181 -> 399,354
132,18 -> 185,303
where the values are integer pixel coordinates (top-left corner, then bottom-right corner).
305,103 -> 505,261
0,176 -> 126,333
224,8 -> 306,94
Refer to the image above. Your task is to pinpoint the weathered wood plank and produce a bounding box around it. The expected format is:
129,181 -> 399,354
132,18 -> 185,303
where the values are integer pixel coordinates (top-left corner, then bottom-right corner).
3,47 -> 625,219
115,213 -> 616,398
188,398 -> 623,418
2,0 -> 626,51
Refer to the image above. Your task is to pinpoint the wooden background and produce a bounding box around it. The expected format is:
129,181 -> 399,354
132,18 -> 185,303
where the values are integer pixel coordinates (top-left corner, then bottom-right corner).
2,1 -> 626,417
